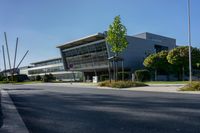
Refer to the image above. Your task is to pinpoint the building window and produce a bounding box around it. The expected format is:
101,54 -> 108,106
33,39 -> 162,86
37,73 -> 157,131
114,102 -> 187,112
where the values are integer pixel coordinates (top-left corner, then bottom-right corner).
154,45 -> 168,53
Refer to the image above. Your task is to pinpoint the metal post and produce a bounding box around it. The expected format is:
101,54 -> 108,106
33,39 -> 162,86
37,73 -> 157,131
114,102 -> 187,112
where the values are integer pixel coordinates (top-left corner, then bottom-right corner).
2,45 -> 7,79
16,50 -> 29,69
188,0 -> 192,83
4,32 -> 12,70
13,37 -> 19,74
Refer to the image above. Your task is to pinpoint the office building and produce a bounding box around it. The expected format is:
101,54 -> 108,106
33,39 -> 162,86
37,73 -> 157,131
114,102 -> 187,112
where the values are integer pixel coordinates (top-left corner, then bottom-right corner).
57,32 -> 176,81
20,57 -> 82,81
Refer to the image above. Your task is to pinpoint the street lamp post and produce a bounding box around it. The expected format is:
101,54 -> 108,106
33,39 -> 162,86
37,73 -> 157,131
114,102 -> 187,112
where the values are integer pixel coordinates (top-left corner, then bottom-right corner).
188,0 -> 192,83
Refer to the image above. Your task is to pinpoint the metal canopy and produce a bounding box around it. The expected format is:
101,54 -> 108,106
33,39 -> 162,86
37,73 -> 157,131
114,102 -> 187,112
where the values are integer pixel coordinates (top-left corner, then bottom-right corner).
56,33 -> 105,49
108,56 -> 123,62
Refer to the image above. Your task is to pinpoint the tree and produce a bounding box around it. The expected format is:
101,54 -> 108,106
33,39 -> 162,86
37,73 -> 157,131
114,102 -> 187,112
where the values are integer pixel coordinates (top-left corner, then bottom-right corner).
143,51 -> 170,80
167,46 -> 200,80
106,15 -> 128,81
36,75 -> 42,81
42,74 -> 55,82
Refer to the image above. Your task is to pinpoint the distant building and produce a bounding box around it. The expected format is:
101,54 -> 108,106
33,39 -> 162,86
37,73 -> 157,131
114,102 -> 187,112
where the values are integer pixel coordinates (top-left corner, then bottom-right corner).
19,66 -> 33,75
0,68 -> 19,76
19,57 -> 82,81
57,32 -> 176,81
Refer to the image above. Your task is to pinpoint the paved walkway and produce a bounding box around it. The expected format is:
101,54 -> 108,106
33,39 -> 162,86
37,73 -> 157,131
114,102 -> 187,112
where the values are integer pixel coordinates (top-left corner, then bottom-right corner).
123,84 -> 186,93
0,89 -> 29,133
25,82 -> 200,94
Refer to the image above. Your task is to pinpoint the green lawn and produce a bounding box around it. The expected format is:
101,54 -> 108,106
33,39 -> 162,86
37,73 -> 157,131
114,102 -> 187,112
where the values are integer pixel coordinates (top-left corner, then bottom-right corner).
0,81 -> 42,84
15,81 -> 43,84
144,81 -> 189,84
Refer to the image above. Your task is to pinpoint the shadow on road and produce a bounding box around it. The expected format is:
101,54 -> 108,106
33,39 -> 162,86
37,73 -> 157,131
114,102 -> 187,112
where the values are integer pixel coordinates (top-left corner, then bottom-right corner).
3,88 -> 43,91
0,91 -> 2,128
7,90 -> 200,133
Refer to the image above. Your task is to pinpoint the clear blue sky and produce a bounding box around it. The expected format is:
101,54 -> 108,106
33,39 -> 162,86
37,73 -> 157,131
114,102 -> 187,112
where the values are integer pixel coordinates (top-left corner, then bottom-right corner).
0,0 -> 200,69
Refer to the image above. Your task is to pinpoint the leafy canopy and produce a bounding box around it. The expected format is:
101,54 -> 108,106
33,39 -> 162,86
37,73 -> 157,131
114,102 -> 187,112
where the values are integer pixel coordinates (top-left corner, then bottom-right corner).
167,46 -> 200,68
143,50 -> 169,71
106,15 -> 128,54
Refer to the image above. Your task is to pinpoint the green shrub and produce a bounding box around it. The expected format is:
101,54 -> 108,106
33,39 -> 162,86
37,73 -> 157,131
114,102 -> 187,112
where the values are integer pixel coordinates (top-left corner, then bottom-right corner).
100,74 -> 109,81
180,82 -> 200,91
99,80 -> 112,87
36,75 -> 42,81
134,69 -> 151,82
7,74 -> 29,82
0,75 -> 5,81
43,74 -> 49,82
49,73 -> 56,80
43,74 -> 55,82
117,72 -> 130,80
98,80 -> 148,88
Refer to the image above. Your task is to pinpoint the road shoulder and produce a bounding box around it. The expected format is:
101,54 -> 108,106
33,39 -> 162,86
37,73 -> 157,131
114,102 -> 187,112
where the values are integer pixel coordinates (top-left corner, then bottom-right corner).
0,89 -> 29,133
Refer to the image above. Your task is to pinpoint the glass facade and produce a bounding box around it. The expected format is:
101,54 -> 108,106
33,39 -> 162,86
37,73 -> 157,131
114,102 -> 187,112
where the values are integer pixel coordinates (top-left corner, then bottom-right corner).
28,66 -> 64,75
154,45 -> 168,53
62,42 -> 108,70
54,72 -> 83,81
34,59 -> 62,67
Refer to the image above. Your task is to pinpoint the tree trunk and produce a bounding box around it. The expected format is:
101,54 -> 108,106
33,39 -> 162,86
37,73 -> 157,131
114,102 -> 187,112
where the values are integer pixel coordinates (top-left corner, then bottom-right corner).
108,60 -> 111,83
116,61 -> 118,81
182,66 -> 185,81
116,53 -> 119,81
122,60 -> 124,81
113,61 -> 116,82
155,69 -> 157,81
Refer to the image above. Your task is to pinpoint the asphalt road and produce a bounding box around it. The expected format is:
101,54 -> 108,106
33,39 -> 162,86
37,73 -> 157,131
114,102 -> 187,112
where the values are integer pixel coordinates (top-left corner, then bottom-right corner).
0,91 -> 2,128
1,84 -> 200,133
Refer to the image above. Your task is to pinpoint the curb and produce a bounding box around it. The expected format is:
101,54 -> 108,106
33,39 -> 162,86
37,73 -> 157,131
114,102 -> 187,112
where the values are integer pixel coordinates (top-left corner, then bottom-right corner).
0,89 -> 29,133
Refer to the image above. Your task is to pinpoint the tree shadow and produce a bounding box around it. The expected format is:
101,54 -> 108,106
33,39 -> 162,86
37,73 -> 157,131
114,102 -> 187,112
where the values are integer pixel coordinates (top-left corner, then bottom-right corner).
3,88 -> 43,91
0,92 -> 3,128
6,91 -> 200,133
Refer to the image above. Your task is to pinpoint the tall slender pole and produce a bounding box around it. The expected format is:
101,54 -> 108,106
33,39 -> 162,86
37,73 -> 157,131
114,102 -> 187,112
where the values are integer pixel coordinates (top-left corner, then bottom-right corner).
2,45 -> 7,78
4,32 -> 12,70
16,50 -> 29,69
13,37 -> 19,73
188,0 -> 192,83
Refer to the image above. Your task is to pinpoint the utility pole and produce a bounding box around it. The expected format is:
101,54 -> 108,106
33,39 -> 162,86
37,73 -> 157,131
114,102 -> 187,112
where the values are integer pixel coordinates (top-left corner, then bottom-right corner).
188,0 -> 192,83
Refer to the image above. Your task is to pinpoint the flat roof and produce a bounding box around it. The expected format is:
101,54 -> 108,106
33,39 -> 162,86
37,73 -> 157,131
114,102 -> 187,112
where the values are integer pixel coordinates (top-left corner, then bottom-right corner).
134,32 -> 176,40
31,57 -> 62,65
56,33 -> 105,49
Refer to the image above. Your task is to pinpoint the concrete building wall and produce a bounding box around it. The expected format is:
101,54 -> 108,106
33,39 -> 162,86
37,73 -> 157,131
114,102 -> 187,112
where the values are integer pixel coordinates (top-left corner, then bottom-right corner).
107,34 -> 176,72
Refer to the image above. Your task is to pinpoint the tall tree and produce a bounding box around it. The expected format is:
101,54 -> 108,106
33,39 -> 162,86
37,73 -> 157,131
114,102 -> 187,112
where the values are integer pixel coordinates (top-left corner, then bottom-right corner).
106,15 -> 128,81
143,51 -> 170,80
167,46 -> 200,80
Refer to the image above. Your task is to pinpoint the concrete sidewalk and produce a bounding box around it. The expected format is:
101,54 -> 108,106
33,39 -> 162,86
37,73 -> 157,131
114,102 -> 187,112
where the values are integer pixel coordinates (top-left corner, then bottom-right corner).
25,82 -> 200,94
0,89 -> 29,133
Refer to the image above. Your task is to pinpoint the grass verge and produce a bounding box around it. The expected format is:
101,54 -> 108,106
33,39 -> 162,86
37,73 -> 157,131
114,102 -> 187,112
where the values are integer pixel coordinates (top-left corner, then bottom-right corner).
0,81 -> 42,84
99,80 -> 148,88
145,81 -> 188,84
179,82 -> 200,91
